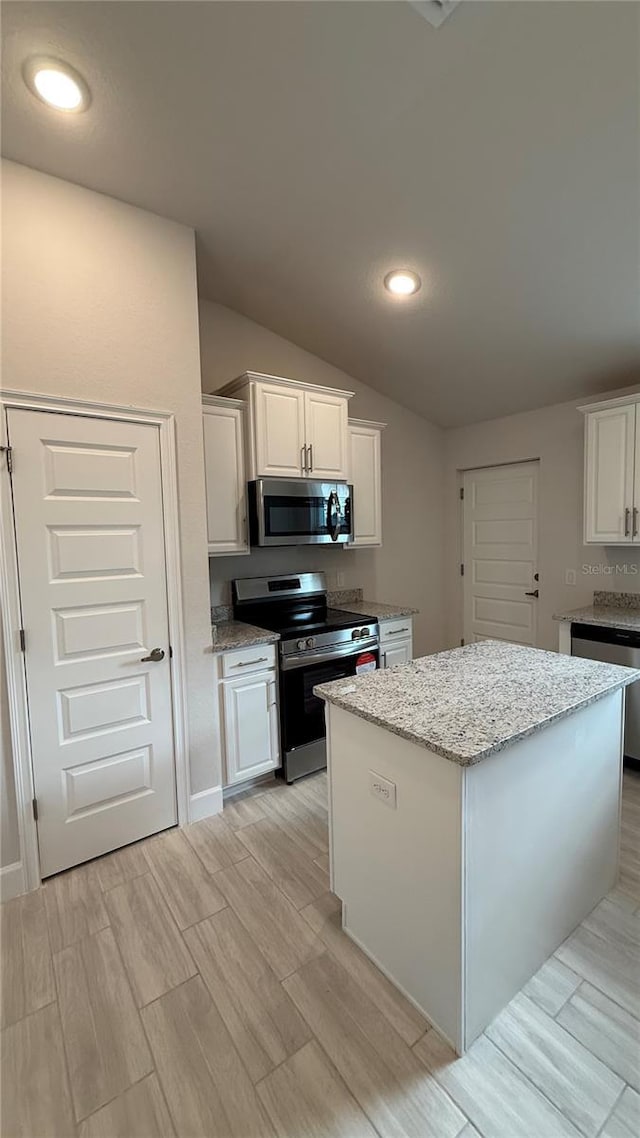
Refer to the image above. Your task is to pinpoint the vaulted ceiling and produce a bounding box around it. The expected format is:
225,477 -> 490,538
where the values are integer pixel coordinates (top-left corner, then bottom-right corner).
2,1 -> 639,426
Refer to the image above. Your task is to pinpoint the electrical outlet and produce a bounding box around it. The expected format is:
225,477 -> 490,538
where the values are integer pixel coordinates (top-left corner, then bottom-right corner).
369,770 -> 397,809
565,569 -> 577,586
337,571 -> 345,587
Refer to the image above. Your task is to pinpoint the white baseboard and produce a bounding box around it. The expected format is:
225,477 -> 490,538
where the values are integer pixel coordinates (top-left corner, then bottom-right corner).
188,785 -> 223,823
0,860 -> 25,903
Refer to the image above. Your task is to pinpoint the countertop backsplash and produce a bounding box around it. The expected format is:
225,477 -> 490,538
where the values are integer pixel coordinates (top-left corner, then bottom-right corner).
593,590 -> 640,610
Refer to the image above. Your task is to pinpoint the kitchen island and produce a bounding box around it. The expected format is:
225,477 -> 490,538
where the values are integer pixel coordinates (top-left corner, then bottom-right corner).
315,640 -> 639,1054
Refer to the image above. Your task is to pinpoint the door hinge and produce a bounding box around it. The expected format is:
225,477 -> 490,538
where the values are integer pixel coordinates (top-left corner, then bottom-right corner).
459,487 -> 464,500
169,645 -> 173,659
32,798 -> 38,822
461,638 -> 465,646
19,629 -> 26,653
460,563 -> 464,576
1,445 -> 13,474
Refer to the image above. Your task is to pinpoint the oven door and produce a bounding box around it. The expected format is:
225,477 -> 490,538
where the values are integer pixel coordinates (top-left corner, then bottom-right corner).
279,639 -> 379,760
250,479 -> 353,546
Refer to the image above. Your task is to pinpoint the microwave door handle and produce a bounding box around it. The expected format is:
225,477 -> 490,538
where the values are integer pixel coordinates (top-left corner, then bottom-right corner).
327,491 -> 341,542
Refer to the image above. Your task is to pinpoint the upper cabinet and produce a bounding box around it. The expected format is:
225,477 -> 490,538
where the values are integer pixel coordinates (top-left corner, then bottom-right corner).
582,396 -> 640,544
347,418 -> 385,547
218,372 -> 353,481
253,382 -> 306,478
304,389 -> 349,479
202,396 -> 249,556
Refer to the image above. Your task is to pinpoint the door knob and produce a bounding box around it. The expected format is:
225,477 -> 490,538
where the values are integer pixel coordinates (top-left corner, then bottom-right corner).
525,590 -> 539,598
141,647 -> 165,662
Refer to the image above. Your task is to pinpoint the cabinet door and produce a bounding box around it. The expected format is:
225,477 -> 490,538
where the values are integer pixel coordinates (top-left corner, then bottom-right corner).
304,390 -> 348,480
203,403 -> 248,555
584,405 -> 636,544
347,422 -> 382,546
381,641 -> 412,669
253,383 -> 306,477
223,671 -> 280,786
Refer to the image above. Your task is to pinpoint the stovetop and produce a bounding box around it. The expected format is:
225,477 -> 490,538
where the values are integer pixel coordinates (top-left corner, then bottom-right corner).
251,606 -> 378,640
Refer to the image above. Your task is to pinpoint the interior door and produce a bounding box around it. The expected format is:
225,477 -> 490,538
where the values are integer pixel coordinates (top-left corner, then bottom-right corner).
6,407 -> 177,877
304,390 -> 348,479
463,461 -> 539,646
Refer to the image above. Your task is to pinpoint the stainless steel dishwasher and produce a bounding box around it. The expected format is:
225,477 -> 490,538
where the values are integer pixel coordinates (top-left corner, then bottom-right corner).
571,622 -> 640,763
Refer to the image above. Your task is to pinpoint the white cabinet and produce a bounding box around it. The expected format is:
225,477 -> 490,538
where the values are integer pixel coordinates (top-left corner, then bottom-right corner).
254,383 -> 306,478
346,418 -> 385,547
304,389 -> 348,479
379,617 -> 413,669
381,641 -> 413,669
217,372 -> 353,481
582,397 -> 640,544
215,643 -> 280,788
223,671 -> 279,786
202,396 -> 248,556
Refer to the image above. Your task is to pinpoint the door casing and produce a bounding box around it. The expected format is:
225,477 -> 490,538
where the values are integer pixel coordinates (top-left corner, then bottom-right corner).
0,390 -> 190,896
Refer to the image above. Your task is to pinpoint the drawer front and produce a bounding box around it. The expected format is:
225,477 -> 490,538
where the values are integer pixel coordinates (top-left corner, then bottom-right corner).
222,643 -> 276,677
379,617 -> 413,645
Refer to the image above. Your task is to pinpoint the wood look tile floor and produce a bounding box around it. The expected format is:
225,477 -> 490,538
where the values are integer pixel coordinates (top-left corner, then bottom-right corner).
2,769 -> 639,1138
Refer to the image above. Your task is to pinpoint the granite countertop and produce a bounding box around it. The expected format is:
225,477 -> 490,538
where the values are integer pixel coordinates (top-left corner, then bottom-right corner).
338,600 -> 418,621
212,621 -> 280,652
553,606 -> 640,633
315,639 -> 640,766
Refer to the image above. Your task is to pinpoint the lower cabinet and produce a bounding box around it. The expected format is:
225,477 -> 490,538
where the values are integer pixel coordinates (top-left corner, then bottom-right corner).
215,645 -> 281,788
379,617 -> 413,669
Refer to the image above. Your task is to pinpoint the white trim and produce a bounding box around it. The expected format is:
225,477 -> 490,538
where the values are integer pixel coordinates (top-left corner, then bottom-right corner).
218,370 -> 355,401
202,394 -> 246,410
0,388 -> 191,894
188,785 -> 223,823
347,417 -> 387,431
579,392 -> 640,415
0,861 -> 25,903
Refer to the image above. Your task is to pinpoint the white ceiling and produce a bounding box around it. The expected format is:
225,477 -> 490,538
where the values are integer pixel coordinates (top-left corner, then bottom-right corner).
2,1 -> 639,427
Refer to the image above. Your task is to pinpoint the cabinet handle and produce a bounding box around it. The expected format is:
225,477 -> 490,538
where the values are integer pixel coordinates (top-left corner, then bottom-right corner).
300,445 -> 307,474
231,657 -> 268,668
308,444 -> 313,473
625,507 -> 631,536
524,590 -> 539,598
634,507 -> 638,538
386,627 -> 410,635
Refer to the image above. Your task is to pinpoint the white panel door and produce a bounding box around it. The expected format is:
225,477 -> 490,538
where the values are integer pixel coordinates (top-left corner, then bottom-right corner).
6,408 -> 177,877
347,421 -> 382,546
253,383 -> 306,477
222,671 -> 279,786
584,405 -> 636,544
463,462 -> 539,646
203,401 -> 248,555
304,390 -> 348,480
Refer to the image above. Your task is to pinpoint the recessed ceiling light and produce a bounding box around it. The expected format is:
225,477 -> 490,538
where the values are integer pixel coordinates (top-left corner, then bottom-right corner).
23,57 -> 91,112
384,270 -> 421,297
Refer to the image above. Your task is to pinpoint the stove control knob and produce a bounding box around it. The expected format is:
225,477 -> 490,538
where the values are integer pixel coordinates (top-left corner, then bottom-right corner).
306,637 -> 316,649
361,627 -> 370,638
297,639 -> 306,651
351,629 -> 361,640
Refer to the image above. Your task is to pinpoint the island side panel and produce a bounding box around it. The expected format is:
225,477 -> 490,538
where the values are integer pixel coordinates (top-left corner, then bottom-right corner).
462,688 -> 623,1050
326,703 -> 465,1051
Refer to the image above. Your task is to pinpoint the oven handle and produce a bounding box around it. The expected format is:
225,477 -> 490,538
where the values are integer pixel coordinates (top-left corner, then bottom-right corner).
280,637 -> 379,671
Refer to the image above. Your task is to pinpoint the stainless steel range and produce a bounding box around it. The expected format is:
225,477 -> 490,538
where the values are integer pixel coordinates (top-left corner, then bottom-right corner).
232,572 -> 379,782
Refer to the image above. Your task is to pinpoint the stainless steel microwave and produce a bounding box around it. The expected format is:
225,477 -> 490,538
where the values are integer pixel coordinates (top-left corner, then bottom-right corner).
248,479 -> 353,546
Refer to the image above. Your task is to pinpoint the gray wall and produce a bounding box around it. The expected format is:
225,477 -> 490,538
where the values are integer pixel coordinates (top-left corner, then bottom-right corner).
444,386 -> 640,651
1,160 -> 217,821
199,299 -> 446,659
